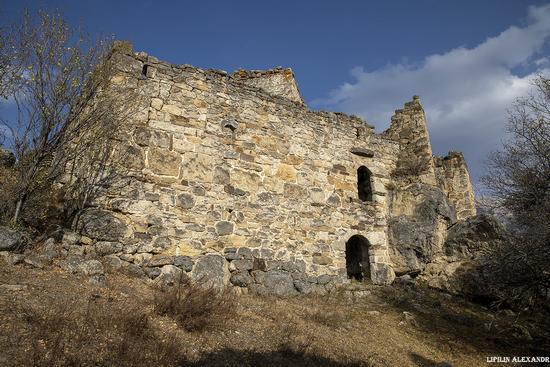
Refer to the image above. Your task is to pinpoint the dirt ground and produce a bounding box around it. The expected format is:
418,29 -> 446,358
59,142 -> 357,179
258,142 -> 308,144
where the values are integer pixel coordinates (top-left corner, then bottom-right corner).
1,261 -> 548,367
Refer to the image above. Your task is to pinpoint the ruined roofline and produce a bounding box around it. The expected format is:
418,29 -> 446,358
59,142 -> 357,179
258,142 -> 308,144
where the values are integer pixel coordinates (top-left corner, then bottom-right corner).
112,41 -> 380,134
233,67 -> 295,77
383,95 -> 424,134
434,151 -> 465,160
383,96 -> 470,160
433,151 -> 471,169
232,67 -> 305,105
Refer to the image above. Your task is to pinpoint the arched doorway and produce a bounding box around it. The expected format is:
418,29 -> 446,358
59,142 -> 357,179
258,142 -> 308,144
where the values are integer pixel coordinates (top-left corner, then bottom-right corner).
345,235 -> 371,281
357,166 -> 373,202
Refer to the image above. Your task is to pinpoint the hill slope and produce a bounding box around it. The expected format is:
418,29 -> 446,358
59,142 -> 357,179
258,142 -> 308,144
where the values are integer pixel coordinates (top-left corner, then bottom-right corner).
0,261 -> 548,367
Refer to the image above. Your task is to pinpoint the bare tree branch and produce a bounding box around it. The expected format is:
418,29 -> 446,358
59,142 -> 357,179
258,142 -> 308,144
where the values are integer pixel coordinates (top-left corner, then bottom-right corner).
0,10 -> 142,229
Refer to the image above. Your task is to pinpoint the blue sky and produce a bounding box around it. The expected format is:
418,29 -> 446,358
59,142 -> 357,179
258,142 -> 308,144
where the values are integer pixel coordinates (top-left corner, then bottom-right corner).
2,0 -> 550,187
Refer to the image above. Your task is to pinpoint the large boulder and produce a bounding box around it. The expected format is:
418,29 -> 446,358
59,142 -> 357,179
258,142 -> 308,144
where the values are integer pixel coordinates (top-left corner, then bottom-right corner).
77,209 -> 130,241
421,214 -> 508,297
154,265 -> 184,286
443,214 -> 507,260
250,270 -> 298,296
192,254 -> 228,289
370,263 -> 396,285
388,183 -> 456,275
0,226 -> 22,251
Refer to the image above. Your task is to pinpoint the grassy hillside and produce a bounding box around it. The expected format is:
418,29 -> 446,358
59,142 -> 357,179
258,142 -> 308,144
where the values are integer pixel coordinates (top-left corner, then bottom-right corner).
0,261 -> 548,367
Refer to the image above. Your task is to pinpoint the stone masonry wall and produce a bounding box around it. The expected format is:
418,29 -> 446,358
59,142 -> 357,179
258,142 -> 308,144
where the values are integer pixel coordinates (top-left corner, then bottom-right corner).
232,68 -> 304,105
73,45 -> 401,295
383,96 -> 437,186
67,44 -> 477,295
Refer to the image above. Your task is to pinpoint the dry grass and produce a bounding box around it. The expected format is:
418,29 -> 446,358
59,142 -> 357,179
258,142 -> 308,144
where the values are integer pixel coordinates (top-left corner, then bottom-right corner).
7,295 -> 185,367
1,262 -> 549,367
304,307 -> 348,329
153,276 -> 236,332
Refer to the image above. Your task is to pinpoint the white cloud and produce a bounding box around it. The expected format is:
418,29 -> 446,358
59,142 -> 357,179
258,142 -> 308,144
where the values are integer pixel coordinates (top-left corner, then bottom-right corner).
315,4 -> 550,185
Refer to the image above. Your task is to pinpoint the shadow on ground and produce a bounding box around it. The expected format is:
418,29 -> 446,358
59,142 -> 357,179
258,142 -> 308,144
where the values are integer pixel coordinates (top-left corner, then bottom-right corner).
184,347 -> 369,367
409,352 -> 453,367
377,282 -> 550,356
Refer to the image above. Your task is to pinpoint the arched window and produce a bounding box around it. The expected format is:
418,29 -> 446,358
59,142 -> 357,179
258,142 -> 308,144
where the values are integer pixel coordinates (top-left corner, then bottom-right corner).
357,166 -> 373,202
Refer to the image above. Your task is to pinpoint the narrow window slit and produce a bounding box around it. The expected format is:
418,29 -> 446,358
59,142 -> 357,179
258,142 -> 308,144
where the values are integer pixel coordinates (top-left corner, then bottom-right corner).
357,166 -> 373,202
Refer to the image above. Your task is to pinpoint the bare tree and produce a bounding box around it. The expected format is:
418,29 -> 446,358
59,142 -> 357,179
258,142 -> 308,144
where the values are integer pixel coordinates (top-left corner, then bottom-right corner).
480,75 -> 550,308
0,10 -> 140,227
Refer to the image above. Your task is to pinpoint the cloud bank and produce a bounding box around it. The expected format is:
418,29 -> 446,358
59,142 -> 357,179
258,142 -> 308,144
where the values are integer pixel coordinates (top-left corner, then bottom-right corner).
316,4 -> 550,185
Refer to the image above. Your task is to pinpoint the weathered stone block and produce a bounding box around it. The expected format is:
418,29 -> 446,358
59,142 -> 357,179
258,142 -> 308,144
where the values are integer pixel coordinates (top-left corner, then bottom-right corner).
223,247 -> 239,260
176,193 -> 195,209
233,259 -> 253,271
134,127 -> 171,149
252,257 -> 267,271
95,241 -> 123,256
155,265 -> 184,286
145,267 -> 162,279
231,168 -> 261,192
114,144 -> 145,171
215,221 -> 234,236
213,166 -> 230,185
276,163 -> 297,182
146,255 -> 174,267
312,253 -> 333,265
173,255 -> 194,271
350,147 -> 375,157
79,209 -> 130,242
251,270 -> 297,296
0,226 -> 22,251
370,263 -> 395,285
283,183 -> 307,199
181,153 -> 213,182
237,247 -> 253,260
148,148 -> 181,176
230,270 -> 253,287
192,254 -> 228,289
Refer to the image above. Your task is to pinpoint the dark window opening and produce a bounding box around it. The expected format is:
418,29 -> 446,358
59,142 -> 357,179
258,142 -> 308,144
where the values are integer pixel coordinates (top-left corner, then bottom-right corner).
345,235 -> 371,281
357,166 -> 373,202
142,64 -> 149,77
221,119 -> 238,132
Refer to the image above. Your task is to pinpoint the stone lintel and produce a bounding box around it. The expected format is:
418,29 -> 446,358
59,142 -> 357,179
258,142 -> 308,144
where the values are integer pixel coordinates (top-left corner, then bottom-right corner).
350,147 -> 375,158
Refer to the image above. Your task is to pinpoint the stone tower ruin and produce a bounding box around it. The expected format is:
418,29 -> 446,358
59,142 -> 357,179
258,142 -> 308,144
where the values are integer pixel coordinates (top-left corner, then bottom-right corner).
71,44 -> 477,295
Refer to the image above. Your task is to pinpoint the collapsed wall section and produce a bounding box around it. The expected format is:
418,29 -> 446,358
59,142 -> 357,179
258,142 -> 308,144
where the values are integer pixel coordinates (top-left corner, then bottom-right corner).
434,152 -> 477,220
384,97 -> 459,276
383,96 -> 437,186
232,68 -> 305,105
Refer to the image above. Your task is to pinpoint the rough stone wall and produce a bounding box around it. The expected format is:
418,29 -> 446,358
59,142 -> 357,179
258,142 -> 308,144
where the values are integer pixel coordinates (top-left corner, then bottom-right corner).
232,68 -> 304,105
383,96 -> 437,186
67,44 -> 478,294
434,152 -> 477,220
382,98 -> 477,277
72,45 -> 402,294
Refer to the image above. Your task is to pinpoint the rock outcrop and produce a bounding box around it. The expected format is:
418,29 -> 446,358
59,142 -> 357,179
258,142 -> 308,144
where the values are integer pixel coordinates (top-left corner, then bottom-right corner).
388,183 -> 456,275
0,226 -> 22,251
420,214 -> 508,297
